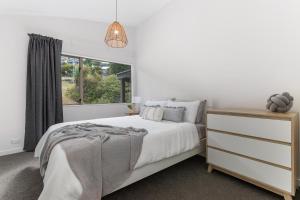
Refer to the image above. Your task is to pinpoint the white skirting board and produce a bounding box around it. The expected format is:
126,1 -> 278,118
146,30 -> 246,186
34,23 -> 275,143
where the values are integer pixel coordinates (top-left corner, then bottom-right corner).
0,147 -> 23,157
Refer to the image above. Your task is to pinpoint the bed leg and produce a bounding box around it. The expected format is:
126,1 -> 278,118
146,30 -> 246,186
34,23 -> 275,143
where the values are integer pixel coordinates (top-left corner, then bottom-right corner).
283,194 -> 292,200
208,164 -> 213,173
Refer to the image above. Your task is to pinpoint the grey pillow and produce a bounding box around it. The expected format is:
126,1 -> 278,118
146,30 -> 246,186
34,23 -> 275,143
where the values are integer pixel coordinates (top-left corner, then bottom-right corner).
195,100 -> 207,124
162,106 -> 185,122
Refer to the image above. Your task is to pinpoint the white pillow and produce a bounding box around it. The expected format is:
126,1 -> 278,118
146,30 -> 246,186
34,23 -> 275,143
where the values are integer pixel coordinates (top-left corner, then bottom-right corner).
167,100 -> 200,123
141,107 -> 164,121
144,100 -> 168,107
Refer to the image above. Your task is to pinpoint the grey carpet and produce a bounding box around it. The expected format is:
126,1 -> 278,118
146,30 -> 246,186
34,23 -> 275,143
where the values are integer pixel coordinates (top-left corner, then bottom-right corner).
0,152 -> 298,200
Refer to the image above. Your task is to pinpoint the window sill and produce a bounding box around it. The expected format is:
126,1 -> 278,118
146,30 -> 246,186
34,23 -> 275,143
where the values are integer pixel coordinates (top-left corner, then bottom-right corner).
63,103 -> 130,107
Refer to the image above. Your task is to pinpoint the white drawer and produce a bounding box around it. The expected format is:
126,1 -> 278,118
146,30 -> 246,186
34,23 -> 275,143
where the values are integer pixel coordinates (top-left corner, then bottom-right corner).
207,114 -> 291,143
207,148 -> 292,193
207,130 -> 291,168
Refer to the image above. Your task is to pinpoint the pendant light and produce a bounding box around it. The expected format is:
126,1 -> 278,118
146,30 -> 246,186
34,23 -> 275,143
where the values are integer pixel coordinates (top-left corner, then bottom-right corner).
105,0 -> 128,48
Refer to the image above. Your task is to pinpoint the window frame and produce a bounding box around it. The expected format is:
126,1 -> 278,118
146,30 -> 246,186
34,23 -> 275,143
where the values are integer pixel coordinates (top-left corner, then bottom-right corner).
61,53 -> 133,106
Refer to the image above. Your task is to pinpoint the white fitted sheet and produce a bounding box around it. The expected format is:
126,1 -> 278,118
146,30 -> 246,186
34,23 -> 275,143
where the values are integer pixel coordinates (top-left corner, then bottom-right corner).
35,115 -> 200,200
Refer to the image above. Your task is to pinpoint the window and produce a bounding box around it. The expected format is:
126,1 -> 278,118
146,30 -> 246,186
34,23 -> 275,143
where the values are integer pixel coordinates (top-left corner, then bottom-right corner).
61,55 -> 131,105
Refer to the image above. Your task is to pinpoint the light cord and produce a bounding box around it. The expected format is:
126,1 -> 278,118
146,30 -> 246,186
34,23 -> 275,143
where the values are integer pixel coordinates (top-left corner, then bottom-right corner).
116,0 -> 118,21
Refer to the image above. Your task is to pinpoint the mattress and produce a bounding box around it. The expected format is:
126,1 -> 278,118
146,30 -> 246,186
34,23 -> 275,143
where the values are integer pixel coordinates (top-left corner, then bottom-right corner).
35,115 -> 201,200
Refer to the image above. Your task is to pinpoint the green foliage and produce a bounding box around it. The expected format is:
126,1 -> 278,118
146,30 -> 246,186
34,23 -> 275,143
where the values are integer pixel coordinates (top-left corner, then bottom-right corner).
63,58 -> 131,104
99,75 -> 121,103
125,82 -> 131,103
62,63 -> 77,77
66,69 -> 122,104
127,104 -> 133,110
109,63 -> 131,74
82,74 -> 121,104
66,86 -> 81,103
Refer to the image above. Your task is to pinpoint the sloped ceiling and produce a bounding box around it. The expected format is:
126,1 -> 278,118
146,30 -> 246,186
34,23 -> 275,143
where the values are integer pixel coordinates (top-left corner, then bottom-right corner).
0,0 -> 174,26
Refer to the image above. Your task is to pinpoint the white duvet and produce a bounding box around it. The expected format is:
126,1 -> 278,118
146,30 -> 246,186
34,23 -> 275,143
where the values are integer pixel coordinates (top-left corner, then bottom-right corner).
35,115 -> 199,200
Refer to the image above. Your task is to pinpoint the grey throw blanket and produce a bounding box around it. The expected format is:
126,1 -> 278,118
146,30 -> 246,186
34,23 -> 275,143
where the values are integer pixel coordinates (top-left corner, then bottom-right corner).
40,123 -> 148,200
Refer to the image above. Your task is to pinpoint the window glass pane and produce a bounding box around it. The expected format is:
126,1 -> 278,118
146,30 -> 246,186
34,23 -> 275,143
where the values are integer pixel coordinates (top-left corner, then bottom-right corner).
109,62 -> 131,103
125,81 -> 131,103
61,55 -> 131,105
82,58 -> 131,104
61,56 -> 80,105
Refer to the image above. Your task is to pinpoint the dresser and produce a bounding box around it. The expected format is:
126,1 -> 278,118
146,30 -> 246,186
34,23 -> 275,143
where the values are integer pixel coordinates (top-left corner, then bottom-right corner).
206,108 -> 298,200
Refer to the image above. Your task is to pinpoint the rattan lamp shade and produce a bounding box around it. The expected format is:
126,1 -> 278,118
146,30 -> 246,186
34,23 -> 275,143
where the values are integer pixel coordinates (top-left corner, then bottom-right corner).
105,21 -> 128,48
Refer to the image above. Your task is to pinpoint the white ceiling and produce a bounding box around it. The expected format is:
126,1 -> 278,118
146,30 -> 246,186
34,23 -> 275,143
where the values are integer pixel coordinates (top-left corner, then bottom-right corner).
0,0 -> 173,26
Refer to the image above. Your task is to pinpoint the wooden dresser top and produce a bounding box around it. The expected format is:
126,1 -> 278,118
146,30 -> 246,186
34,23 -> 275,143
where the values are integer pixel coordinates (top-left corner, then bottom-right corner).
207,107 -> 298,120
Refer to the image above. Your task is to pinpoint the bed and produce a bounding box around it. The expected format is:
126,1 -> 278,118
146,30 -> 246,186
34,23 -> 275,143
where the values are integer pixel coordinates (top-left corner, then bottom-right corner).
35,104 -> 206,200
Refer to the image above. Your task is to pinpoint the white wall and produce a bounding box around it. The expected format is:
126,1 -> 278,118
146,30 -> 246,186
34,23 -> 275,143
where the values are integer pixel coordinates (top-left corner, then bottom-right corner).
63,104 -> 129,122
135,0 -> 300,181
0,15 -> 135,156
136,0 -> 300,108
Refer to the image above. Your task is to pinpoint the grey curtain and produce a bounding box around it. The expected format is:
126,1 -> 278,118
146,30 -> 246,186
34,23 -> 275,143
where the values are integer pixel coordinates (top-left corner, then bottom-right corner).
24,34 -> 63,151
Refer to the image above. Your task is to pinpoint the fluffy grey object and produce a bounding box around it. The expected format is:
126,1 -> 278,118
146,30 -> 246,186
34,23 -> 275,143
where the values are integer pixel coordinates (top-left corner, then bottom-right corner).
266,92 -> 294,113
